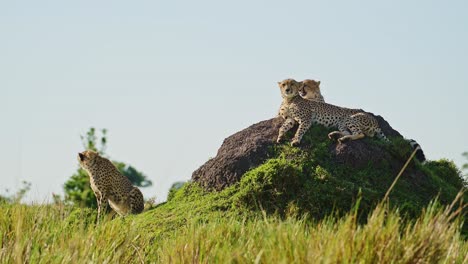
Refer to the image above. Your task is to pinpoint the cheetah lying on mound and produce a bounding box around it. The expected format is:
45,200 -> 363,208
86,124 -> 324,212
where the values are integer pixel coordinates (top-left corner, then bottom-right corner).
298,79 -> 325,102
298,79 -> 362,114
298,78 -> 426,162
277,78 -> 389,146
78,150 -> 144,220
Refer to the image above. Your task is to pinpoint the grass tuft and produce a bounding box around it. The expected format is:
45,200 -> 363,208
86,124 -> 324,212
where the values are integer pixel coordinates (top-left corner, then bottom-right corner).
1,198 -> 466,263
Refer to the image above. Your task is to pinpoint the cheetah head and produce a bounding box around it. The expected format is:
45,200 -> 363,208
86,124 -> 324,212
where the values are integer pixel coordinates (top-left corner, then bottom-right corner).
299,79 -> 322,101
78,150 -> 100,170
278,79 -> 301,99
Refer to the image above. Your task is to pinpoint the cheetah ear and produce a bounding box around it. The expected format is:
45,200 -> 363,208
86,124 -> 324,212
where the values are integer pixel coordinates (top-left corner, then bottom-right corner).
317,81 -> 321,87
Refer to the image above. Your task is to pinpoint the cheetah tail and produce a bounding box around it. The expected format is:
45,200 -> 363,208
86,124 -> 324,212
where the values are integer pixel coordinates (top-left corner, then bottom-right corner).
376,129 -> 390,142
408,139 -> 426,163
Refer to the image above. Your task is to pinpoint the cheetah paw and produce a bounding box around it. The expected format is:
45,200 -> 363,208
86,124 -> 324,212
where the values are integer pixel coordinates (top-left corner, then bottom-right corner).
291,139 -> 300,147
338,137 -> 349,144
328,132 -> 341,141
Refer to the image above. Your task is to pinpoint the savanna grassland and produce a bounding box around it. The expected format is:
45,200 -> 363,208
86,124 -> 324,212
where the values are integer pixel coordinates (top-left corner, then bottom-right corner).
1,126 -> 467,263
1,196 -> 466,263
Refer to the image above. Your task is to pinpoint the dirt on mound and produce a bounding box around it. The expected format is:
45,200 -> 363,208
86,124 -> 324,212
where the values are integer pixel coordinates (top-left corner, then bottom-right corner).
192,114 -> 418,191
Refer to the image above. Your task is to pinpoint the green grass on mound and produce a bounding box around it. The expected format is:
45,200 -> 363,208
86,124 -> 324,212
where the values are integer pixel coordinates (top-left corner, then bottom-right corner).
138,125 -> 466,234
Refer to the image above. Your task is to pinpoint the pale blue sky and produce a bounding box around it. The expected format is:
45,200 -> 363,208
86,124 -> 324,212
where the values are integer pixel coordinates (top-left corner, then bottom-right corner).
1,1 -> 467,202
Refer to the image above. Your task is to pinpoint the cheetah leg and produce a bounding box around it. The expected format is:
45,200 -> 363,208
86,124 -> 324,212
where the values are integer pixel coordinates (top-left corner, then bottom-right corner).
96,192 -> 108,223
328,123 -> 350,141
338,123 -> 365,143
277,117 -> 297,143
291,119 -> 312,146
338,133 -> 365,143
94,191 -> 102,223
129,187 -> 144,214
337,119 -> 366,143
328,131 -> 342,140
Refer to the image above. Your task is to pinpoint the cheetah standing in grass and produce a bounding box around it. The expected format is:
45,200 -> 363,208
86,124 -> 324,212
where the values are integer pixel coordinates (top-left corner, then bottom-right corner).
78,150 -> 144,221
277,79 -> 389,146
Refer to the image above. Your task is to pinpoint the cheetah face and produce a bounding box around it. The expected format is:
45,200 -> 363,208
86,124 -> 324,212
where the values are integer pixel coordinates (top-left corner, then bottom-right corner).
299,79 -> 321,100
278,79 -> 300,99
78,150 -> 99,170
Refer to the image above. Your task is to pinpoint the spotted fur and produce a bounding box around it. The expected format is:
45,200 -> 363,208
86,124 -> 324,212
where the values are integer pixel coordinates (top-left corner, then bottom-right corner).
298,79 -> 426,162
279,79 -> 325,118
78,150 -> 144,221
277,79 -> 389,146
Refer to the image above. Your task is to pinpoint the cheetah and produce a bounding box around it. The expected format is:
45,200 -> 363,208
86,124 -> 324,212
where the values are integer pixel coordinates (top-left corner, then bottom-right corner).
78,150 -> 144,221
279,79 -> 325,118
276,79 -> 389,146
298,79 -> 426,162
298,79 -> 325,102
298,79 -> 362,114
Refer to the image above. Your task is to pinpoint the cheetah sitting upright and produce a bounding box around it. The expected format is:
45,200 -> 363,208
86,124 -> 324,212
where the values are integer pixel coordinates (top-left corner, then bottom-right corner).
279,80 -> 325,118
277,78 -> 389,146
78,150 -> 144,221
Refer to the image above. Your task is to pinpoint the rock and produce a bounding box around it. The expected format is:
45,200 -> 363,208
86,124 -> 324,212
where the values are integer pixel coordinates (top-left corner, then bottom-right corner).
330,113 -> 404,168
192,117 -> 283,191
192,113 -> 416,191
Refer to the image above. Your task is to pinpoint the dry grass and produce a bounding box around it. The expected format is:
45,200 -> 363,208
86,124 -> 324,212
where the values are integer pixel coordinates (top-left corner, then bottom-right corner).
1,196 -> 466,263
